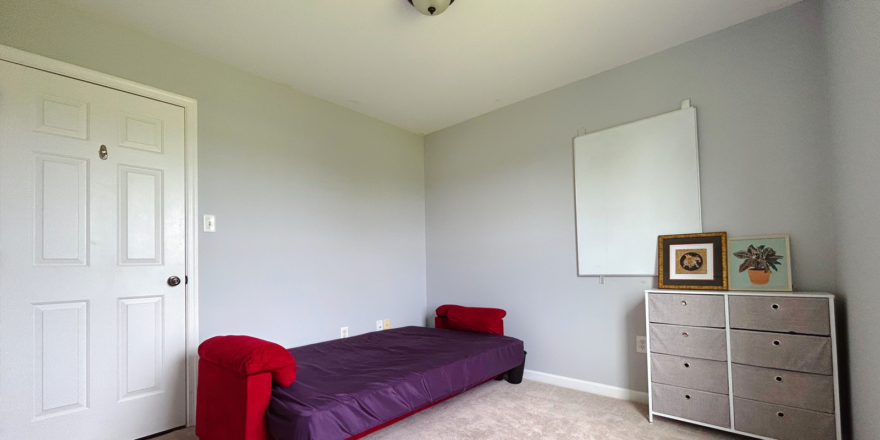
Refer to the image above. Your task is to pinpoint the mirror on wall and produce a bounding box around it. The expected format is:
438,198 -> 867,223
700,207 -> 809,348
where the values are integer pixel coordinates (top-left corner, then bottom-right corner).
574,105 -> 703,277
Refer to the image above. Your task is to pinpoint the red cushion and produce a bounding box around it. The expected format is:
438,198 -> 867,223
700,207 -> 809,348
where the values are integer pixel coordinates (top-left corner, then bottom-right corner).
436,305 -> 506,335
196,360 -> 272,440
435,304 -> 459,318
198,335 -> 296,386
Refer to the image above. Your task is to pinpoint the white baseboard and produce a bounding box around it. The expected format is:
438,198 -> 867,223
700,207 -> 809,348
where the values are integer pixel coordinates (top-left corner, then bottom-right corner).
523,369 -> 649,404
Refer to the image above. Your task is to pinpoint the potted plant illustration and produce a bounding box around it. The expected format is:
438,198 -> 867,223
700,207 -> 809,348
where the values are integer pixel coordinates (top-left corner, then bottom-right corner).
733,245 -> 784,285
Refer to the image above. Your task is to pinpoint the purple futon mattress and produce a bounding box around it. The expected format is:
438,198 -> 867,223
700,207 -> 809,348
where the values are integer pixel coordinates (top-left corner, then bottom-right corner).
267,326 -> 525,440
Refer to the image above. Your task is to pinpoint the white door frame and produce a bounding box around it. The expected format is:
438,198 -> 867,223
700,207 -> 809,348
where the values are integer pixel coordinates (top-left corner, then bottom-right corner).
0,44 -> 201,427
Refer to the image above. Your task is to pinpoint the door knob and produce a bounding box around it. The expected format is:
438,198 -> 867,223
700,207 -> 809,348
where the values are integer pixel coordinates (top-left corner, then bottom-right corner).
168,276 -> 182,287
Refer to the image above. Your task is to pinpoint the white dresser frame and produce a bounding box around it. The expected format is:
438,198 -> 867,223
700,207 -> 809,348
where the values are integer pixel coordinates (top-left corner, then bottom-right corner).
645,289 -> 842,440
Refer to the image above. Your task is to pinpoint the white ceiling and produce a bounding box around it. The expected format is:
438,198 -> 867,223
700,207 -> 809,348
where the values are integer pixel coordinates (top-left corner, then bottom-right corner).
58,0 -> 800,134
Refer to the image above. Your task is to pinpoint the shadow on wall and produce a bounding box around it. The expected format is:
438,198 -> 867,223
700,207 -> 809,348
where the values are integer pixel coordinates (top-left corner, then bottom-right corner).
627,292 -> 652,394
834,295 -> 851,439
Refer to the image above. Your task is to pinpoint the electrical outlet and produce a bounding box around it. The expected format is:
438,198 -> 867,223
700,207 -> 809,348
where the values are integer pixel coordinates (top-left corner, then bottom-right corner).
376,320 -> 384,331
383,319 -> 391,330
636,336 -> 647,354
341,327 -> 349,338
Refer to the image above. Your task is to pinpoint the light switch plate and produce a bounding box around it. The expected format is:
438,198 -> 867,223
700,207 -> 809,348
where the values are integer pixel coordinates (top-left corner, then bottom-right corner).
203,215 -> 216,232
383,319 -> 391,330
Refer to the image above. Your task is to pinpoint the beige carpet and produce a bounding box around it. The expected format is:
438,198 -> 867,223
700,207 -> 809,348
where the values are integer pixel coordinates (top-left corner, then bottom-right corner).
157,380 -> 747,440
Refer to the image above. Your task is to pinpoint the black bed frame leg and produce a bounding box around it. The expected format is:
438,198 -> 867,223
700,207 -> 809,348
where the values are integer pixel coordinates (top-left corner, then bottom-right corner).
506,351 -> 527,384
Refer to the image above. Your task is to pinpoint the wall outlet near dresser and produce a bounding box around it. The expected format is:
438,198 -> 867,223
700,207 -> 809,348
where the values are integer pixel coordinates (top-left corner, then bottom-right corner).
636,336 -> 647,354
341,327 -> 349,338
376,320 -> 384,331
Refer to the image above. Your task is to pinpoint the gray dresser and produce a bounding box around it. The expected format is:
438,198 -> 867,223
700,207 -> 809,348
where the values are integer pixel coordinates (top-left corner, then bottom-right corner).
645,289 -> 841,440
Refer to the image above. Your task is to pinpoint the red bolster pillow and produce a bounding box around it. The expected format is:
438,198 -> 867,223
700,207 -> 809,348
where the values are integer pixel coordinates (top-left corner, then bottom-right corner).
436,305 -> 506,335
198,335 -> 297,386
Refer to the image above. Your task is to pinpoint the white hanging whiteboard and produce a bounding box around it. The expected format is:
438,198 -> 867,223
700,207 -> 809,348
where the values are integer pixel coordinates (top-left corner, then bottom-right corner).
574,106 -> 703,276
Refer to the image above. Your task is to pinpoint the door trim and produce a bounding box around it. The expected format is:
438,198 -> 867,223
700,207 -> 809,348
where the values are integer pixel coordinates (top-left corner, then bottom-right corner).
0,44 -> 201,426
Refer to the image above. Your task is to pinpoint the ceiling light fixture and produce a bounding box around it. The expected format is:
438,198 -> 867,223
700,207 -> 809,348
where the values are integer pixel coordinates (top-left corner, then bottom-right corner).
408,0 -> 455,16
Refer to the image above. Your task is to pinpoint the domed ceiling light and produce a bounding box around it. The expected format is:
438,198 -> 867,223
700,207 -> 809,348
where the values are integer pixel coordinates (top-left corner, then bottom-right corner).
408,0 -> 455,16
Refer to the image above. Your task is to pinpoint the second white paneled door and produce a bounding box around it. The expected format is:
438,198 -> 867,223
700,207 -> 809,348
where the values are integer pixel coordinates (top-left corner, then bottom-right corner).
0,60 -> 187,440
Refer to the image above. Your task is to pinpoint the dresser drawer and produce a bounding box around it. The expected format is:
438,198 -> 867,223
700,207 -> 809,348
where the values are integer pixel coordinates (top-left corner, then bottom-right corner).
652,383 -> 730,428
732,364 -> 835,413
650,324 -> 727,361
730,330 -> 832,375
649,294 -> 725,328
652,354 -> 728,394
729,296 -> 830,336
734,398 -> 836,440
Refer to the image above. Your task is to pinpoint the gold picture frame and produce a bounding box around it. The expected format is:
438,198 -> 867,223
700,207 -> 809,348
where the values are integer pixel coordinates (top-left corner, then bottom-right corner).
658,232 -> 728,290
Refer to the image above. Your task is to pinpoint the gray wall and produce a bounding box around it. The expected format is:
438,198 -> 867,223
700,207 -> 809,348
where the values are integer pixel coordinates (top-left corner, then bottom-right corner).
5,1 -> 876,434
425,2 -> 833,393
0,0 -> 427,347
823,0 -> 880,438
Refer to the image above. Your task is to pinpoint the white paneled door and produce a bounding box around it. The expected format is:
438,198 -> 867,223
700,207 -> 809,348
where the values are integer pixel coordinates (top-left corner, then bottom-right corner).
0,61 -> 187,440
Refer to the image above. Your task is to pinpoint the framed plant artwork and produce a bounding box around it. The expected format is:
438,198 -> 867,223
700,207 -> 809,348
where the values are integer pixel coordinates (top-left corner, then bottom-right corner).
658,232 -> 728,290
728,235 -> 793,291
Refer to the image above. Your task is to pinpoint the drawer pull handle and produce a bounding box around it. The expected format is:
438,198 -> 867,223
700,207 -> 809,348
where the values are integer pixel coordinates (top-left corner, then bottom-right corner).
772,304 -> 780,310
777,412 -> 785,418
684,363 -> 690,368
682,332 -> 689,338
773,340 -> 781,346
681,300 -> 688,306
685,394 -> 691,400
776,376 -> 783,382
